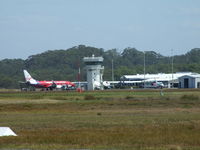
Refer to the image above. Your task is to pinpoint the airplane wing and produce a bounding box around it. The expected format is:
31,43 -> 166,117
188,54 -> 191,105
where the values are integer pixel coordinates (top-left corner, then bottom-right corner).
18,81 -> 26,84
144,79 -> 157,82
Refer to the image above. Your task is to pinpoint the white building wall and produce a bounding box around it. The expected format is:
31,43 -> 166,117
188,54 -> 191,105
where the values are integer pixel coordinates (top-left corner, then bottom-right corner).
195,78 -> 200,88
191,78 -> 195,88
86,65 -> 102,90
83,56 -> 104,90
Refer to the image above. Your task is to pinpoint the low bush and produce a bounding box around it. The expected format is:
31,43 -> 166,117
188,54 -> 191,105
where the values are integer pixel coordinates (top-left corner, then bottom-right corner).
180,95 -> 199,101
84,94 -> 96,100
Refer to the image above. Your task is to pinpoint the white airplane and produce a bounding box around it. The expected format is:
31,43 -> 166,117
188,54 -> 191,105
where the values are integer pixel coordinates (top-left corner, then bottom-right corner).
140,81 -> 164,88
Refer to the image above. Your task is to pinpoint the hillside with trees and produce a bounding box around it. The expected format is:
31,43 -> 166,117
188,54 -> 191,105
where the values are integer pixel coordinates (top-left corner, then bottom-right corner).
0,45 -> 200,88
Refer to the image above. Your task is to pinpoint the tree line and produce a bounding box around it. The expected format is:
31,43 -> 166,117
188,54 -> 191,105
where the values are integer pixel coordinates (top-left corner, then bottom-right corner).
0,45 -> 200,88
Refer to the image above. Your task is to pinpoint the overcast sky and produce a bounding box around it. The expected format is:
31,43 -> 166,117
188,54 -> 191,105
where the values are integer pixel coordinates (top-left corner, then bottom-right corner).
0,0 -> 200,60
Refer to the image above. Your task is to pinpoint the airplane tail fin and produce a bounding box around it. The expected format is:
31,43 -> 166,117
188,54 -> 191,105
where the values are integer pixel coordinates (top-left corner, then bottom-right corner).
23,70 -> 37,84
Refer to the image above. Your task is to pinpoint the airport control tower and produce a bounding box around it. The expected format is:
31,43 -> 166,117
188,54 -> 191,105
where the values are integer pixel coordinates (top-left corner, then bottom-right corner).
83,55 -> 104,90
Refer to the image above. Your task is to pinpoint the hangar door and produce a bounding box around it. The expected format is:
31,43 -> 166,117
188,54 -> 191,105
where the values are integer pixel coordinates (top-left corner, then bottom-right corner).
184,78 -> 189,88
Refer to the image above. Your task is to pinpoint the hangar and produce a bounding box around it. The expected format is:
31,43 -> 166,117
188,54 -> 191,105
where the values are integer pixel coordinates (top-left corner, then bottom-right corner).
120,72 -> 194,88
179,74 -> 200,88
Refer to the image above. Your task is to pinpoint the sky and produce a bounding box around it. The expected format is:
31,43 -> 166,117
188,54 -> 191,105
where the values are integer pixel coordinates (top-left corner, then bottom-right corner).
0,0 -> 200,60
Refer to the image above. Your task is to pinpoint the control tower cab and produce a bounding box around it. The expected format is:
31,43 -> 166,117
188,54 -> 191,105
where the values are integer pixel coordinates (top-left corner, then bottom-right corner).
83,55 -> 104,90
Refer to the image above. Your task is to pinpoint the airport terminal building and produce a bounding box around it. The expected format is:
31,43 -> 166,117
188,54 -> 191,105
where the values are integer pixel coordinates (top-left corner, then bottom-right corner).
119,72 -> 200,88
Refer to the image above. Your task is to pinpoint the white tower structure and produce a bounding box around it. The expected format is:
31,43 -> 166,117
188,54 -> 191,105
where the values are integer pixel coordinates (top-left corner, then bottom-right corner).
83,55 -> 104,90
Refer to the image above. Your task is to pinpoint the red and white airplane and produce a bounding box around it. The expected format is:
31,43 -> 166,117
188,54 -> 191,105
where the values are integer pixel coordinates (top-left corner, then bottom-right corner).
23,70 -> 76,90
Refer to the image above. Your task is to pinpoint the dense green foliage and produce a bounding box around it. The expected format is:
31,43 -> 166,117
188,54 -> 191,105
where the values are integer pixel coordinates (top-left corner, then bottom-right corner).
0,45 -> 200,88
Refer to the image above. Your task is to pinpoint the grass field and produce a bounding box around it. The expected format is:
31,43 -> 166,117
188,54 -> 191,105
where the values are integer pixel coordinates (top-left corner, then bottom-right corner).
1,89 -> 200,150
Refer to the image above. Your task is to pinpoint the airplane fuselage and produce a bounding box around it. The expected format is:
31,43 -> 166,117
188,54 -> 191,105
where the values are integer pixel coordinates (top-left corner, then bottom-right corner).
23,70 -> 75,90
34,81 -> 75,88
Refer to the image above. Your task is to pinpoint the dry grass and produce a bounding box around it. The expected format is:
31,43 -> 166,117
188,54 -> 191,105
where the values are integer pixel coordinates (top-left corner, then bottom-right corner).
1,89 -> 200,149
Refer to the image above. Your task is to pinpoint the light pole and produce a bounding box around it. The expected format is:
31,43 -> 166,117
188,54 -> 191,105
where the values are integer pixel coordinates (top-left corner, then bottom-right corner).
152,52 -> 159,73
112,59 -> 114,82
78,67 -> 81,89
143,51 -> 146,88
171,49 -> 174,88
